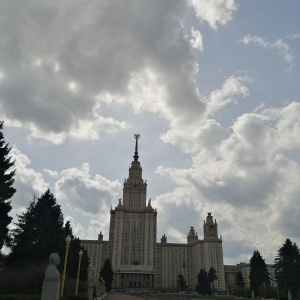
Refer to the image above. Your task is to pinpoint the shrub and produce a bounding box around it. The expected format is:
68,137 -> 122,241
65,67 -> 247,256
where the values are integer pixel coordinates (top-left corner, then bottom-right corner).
0,263 -> 46,294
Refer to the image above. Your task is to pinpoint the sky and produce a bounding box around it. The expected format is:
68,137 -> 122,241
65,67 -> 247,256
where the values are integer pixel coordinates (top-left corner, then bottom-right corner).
0,0 -> 299,265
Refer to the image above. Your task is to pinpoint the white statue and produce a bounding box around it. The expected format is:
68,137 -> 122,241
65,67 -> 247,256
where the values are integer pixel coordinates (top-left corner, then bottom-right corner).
46,253 -> 60,277
41,253 -> 61,300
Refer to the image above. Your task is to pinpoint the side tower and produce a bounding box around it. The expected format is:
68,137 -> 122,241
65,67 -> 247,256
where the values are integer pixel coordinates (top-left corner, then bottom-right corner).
109,134 -> 157,289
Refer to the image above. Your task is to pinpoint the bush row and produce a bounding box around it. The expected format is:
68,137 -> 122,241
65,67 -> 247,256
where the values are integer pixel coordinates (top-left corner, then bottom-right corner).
0,264 -> 87,296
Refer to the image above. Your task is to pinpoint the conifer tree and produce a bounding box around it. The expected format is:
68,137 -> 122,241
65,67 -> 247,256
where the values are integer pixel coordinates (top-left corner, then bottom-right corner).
274,238 -> 300,297
236,271 -> 245,297
197,268 -> 209,295
100,258 -> 114,292
236,271 -> 245,287
208,266 -> 218,295
249,250 -> 270,297
0,121 -> 16,251
8,190 -> 64,268
66,235 -> 90,281
177,273 -> 186,292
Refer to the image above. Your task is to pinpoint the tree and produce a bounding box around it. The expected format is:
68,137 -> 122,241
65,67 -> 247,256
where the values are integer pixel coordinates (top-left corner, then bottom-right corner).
197,268 -> 210,295
8,190 -> 65,268
208,266 -> 218,295
274,238 -> 300,298
65,233 -> 90,281
177,273 -> 186,292
236,271 -> 245,297
0,121 -> 16,251
249,250 -> 270,297
236,271 -> 245,287
100,258 -> 114,292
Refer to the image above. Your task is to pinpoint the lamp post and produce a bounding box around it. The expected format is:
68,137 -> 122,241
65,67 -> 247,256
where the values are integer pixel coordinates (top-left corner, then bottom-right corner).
75,250 -> 83,295
264,283 -> 266,299
60,235 -> 72,297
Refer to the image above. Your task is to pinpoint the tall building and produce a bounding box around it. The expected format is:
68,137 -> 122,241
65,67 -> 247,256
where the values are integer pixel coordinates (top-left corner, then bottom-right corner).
81,134 -> 225,291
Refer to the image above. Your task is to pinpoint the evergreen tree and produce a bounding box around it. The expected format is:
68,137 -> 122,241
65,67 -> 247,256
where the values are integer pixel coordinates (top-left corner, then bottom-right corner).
208,266 -> 218,295
0,121 -> 16,251
100,258 -> 114,292
236,271 -> 245,287
249,250 -> 270,297
66,235 -> 89,281
8,190 -> 65,268
177,273 -> 186,292
197,268 -> 209,295
274,238 -> 300,297
236,271 -> 245,297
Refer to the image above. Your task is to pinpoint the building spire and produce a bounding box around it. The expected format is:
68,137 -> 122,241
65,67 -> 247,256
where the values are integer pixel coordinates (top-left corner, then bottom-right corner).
133,133 -> 140,161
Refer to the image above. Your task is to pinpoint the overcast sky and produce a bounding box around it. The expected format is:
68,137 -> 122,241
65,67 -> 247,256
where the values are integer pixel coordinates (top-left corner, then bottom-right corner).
1,0 -> 299,265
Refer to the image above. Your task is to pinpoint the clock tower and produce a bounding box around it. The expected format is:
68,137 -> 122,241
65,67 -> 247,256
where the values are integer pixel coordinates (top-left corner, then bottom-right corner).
203,212 -> 219,239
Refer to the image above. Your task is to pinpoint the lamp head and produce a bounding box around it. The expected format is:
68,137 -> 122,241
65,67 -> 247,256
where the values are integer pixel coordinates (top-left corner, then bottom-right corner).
66,235 -> 71,245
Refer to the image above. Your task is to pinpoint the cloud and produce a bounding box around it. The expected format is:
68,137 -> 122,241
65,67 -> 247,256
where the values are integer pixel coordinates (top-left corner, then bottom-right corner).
0,1 -> 207,143
156,102 -> 300,262
64,216 -> 86,238
188,0 -> 237,30
43,168 -> 59,178
63,216 -> 109,241
287,33 -> 300,40
240,35 -> 295,70
206,75 -> 249,115
190,27 -> 204,51
86,219 -> 107,240
55,163 -> 121,216
10,147 -> 49,213
160,75 -> 249,154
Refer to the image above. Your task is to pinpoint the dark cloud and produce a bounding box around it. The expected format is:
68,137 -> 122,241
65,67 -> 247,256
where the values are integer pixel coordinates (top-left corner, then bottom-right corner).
0,0 -> 205,139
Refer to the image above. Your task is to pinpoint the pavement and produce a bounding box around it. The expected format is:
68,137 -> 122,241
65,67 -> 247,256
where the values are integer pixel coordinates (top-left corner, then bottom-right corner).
106,294 -> 144,300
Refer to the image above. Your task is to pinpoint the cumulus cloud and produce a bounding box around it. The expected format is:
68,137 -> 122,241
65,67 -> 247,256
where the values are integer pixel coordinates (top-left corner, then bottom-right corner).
240,35 -> 295,70
63,216 -> 110,241
188,0 -> 237,30
206,75 -> 249,115
10,147 -> 49,213
156,102 -> 300,262
190,27 -> 204,51
55,163 -> 121,216
160,75 -> 249,154
64,216 -> 86,238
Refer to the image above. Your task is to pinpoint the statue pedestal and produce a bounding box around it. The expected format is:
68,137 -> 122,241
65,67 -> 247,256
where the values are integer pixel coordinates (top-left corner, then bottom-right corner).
41,266 -> 61,300
88,278 -> 94,300
96,283 -> 106,299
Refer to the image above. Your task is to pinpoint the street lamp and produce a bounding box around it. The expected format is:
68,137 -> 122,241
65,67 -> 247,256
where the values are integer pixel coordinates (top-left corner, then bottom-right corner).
75,250 -> 83,295
60,235 -> 72,297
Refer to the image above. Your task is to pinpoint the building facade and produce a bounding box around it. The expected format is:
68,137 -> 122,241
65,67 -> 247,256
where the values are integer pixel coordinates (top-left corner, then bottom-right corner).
81,134 -> 225,290
224,262 -> 276,291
